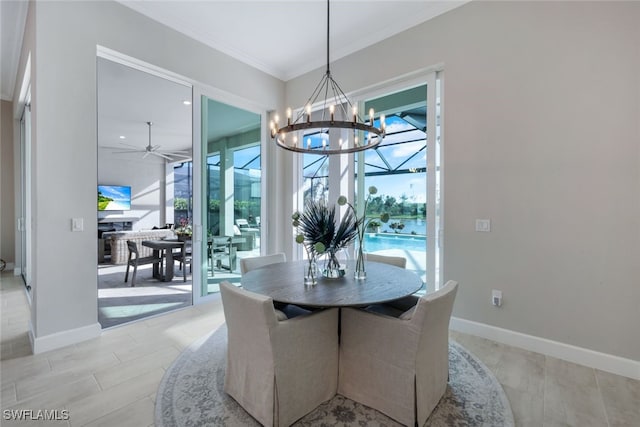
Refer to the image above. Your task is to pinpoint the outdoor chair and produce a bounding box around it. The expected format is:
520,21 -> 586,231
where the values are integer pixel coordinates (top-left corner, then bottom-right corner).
173,240 -> 192,282
124,240 -> 162,286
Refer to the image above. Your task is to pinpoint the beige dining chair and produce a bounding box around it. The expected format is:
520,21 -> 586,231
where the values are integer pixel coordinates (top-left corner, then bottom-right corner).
338,280 -> 459,427
219,281 -> 339,427
364,252 -> 407,268
239,252 -> 286,275
363,253 -> 414,316
240,252 -> 319,317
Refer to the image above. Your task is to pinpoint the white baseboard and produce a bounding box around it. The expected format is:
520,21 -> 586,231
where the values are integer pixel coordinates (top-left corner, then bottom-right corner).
450,317 -> 640,380
29,322 -> 102,354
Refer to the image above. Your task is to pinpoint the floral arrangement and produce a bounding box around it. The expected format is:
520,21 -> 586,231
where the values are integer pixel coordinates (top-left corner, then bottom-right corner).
337,186 -> 389,279
175,217 -> 193,237
293,199 -> 358,279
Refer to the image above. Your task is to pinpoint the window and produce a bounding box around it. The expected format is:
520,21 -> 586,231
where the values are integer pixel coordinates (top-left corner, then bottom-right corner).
294,74 -> 442,290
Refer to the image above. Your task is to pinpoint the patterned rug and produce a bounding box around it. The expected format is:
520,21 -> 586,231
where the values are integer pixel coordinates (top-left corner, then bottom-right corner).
156,325 -> 514,427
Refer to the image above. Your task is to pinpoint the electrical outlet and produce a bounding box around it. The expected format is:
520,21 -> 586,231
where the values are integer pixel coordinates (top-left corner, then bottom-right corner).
475,219 -> 491,232
492,289 -> 502,307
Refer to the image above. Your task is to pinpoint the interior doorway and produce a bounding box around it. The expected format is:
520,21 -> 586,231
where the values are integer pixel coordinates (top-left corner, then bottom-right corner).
96,53 -> 193,328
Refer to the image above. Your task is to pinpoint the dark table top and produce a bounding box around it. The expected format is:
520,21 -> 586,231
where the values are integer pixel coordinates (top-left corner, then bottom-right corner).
141,240 -> 184,250
241,260 -> 423,308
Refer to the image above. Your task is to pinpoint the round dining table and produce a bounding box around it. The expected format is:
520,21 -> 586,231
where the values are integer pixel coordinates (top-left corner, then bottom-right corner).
241,260 -> 423,308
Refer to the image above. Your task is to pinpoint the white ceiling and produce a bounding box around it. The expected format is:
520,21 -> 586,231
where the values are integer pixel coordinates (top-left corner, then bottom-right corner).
97,57 -> 194,158
116,0 -> 468,81
1,1 -> 468,101
3,1 -> 467,160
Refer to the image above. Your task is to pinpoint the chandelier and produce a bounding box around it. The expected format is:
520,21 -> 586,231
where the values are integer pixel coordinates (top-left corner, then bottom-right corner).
270,0 -> 386,155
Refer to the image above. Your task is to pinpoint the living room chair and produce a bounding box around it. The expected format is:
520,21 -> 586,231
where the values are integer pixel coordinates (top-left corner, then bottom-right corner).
338,280 -> 459,427
220,281 -> 339,427
239,252 -> 286,275
124,240 -> 162,286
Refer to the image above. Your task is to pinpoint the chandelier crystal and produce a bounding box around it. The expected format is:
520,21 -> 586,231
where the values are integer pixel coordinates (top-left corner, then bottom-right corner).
270,0 -> 386,155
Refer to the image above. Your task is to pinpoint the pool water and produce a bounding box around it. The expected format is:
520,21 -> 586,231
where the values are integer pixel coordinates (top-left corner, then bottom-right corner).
364,233 -> 426,252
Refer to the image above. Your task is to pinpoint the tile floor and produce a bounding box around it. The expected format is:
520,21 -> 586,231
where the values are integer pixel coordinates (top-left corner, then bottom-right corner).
1,272 -> 638,426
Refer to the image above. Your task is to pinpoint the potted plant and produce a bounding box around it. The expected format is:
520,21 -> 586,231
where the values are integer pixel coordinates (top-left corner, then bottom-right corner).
293,199 -> 357,278
175,217 -> 193,240
366,219 -> 382,233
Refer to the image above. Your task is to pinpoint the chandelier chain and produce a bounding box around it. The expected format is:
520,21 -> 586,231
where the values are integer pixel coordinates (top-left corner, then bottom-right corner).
270,0 -> 386,155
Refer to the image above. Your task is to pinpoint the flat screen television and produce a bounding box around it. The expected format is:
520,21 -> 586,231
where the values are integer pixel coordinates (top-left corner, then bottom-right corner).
98,185 -> 131,211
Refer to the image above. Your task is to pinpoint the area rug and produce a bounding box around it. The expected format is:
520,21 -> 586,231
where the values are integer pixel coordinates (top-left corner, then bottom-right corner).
156,325 -> 515,427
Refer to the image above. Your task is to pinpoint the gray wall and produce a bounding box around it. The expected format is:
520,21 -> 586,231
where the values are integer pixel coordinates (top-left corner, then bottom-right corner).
1,100 -> 15,268
14,0 -> 283,340
288,1 -> 640,361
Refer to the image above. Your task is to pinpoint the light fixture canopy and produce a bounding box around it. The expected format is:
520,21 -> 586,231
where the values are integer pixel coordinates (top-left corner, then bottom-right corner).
270,0 -> 386,155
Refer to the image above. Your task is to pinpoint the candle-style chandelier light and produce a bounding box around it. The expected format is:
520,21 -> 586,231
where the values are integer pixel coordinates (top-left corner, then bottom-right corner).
270,0 -> 386,155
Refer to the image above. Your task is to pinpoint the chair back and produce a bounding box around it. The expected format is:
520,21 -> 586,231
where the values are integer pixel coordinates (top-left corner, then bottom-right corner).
220,281 -> 279,335
220,281 -> 278,424
126,240 -> 139,258
364,253 -> 407,268
235,218 -> 250,228
240,252 -> 286,275
412,280 -> 458,423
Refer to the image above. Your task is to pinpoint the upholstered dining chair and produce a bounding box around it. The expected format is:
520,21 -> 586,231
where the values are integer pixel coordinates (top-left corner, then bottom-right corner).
219,281 -> 339,427
240,252 -> 315,316
364,252 -> 407,268
338,280 -> 459,427
124,240 -> 162,287
363,253 -> 414,316
239,252 -> 286,275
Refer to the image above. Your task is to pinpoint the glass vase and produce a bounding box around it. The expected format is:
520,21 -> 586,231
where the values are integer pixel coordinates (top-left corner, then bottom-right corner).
304,259 -> 318,286
354,243 -> 366,280
322,250 -> 346,278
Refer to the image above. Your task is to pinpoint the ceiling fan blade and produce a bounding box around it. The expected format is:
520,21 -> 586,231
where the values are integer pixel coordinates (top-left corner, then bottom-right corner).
119,142 -> 143,150
161,152 -> 192,159
142,151 -> 151,159
110,149 -> 144,154
103,145 -> 138,151
151,151 -> 173,160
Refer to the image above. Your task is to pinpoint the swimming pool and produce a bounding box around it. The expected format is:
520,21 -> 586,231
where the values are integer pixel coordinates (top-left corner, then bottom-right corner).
363,233 -> 426,252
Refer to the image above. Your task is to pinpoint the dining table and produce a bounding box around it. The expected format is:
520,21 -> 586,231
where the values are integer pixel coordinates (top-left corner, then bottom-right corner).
241,260 -> 423,308
141,239 -> 185,282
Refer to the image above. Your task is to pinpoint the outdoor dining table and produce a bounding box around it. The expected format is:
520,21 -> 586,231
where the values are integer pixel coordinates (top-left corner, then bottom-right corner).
141,239 -> 184,282
241,260 -> 423,308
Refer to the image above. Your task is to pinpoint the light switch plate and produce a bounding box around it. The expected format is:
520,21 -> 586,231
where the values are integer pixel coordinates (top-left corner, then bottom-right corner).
475,219 -> 491,232
71,218 -> 84,232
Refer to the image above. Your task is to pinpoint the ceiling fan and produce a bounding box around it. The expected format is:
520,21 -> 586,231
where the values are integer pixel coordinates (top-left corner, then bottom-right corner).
108,121 -> 191,161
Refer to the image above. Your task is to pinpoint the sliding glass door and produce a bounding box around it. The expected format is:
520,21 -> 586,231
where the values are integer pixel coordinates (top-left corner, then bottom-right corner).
200,97 -> 262,296
19,91 -> 32,292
